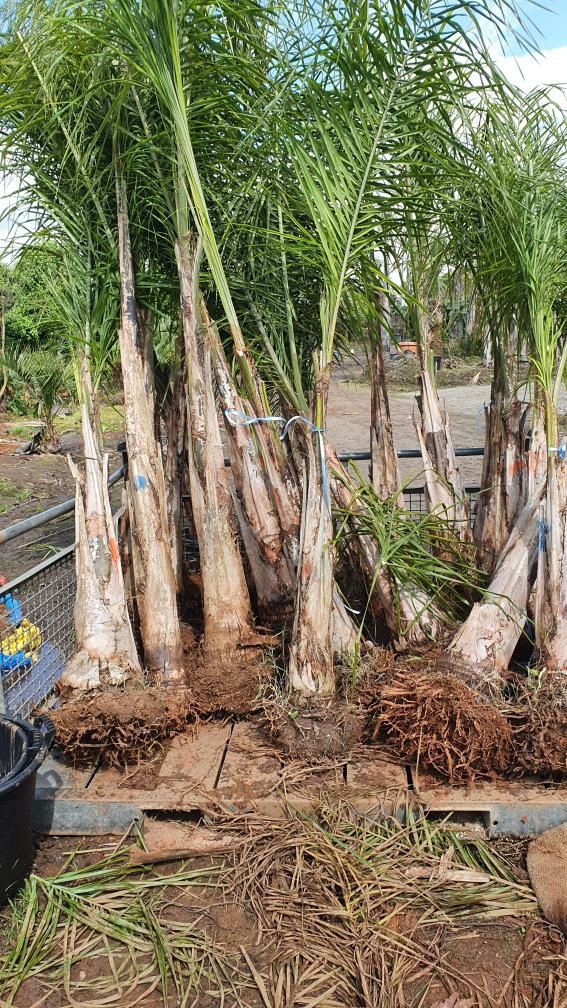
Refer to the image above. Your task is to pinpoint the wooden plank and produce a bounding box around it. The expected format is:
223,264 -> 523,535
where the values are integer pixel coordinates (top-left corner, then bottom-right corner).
414,774 -> 567,806
36,753 -> 94,792
217,722 -> 282,800
346,756 -> 407,791
158,722 -> 232,789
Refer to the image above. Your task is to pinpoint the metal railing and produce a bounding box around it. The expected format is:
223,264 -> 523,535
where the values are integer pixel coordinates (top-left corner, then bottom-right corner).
1,449 -> 483,720
0,465 -> 125,719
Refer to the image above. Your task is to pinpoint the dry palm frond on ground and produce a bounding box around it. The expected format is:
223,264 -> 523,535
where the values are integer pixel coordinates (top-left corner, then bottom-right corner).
0,807 -> 542,1007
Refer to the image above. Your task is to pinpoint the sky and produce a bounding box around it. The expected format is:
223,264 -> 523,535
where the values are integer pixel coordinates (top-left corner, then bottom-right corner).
504,0 -> 567,57
495,1 -> 567,96
2,1 -> 567,258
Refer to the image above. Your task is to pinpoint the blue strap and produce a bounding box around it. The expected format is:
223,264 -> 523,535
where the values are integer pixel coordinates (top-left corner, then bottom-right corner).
225,408 -> 330,508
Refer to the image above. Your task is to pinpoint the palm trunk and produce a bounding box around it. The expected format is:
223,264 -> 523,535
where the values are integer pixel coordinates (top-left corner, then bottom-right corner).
63,392 -> 141,691
165,347 -> 187,593
208,311 -> 295,621
136,304 -> 161,446
443,487 -> 543,692
116,175 -> 184,683
474,393 -> 529,574
535,462 -> 567,680
175,234 -> 254,659
534,404 -> 567,682
416,365 -> 471,541
370,292 -> 401,500
288,425 -> 335,694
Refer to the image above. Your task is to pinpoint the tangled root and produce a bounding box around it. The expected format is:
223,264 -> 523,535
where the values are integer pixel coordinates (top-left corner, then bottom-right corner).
368,670 -> 513,782
49,685 -> 195,768
508,682 -> 567,779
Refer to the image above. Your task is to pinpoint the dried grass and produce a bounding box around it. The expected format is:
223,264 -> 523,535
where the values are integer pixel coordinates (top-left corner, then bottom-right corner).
0,806 -> 542,1007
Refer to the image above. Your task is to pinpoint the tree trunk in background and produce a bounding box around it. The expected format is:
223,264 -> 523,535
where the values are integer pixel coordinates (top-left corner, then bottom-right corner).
0,305 -> 7,404
482,323 -> 492,367
116,176 -> 185,684
442,487 -> 543,693
176,234 -> 254,659
209,312 -> 295,621
165,342 -> 187,593
416,366 -> 471,542
474,392 -> 529,574
288,425 -> 335,695
370,290 -> 401,500
63,395 -> 141,691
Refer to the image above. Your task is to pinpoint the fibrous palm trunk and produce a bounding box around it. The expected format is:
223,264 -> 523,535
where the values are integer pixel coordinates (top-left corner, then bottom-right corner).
63,386 -> 141,691
416,366 -> 471,542
288,424 -> 335,694
474,393 -> 529,574
442,486 -> 544,693
534,451 -> 567,691
209,313 -> 295,621
176,234 -> 254,659
116,176 -> 184,683
165,345 -> 187,593
369,294 -> 401,501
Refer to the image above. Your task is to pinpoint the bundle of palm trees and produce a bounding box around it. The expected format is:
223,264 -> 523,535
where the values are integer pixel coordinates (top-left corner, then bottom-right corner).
1,0 -> 566,717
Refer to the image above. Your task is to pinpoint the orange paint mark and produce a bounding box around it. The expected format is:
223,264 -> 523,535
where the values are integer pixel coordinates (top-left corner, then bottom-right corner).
109,537 -> 120,566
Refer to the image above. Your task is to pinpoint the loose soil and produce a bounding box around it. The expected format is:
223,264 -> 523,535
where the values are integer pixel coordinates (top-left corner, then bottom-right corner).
180,622 -> 270,716
263,695 -> 364,759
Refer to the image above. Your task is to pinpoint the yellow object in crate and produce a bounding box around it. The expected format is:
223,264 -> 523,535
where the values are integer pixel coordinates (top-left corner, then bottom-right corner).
0,618 -> 43,669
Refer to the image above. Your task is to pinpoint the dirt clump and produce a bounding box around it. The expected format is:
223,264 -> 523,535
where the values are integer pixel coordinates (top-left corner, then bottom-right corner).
48,684 -> 194,768
181,622 -> 269,715
265,697 -> 364,759
368,669 -> 513,782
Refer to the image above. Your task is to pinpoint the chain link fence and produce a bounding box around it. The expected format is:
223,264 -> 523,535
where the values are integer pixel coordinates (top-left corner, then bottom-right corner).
0,547 -> 75,719
0,456 -> 482,720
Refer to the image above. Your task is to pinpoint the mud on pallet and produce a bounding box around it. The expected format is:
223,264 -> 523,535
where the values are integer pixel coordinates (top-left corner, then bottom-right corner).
34,720 -> 567,838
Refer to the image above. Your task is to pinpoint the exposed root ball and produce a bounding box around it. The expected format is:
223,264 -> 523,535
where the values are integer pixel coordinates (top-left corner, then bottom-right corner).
49,686 -> 195,768
181,623 -> 267,715
369,671 -> 513,782
266,698 -> 363,759
508,684 -> 567,779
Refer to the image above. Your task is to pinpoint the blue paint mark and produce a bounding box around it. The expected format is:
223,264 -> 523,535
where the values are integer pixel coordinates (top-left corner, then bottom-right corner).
538,518 -> 547,553
134,474 -> 148,490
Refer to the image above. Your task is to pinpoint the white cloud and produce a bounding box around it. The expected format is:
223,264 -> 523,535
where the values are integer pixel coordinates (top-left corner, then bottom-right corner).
496,47 -> 567,106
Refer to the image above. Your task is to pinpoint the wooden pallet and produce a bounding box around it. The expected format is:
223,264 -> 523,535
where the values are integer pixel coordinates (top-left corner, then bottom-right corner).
34,721 -> 567,838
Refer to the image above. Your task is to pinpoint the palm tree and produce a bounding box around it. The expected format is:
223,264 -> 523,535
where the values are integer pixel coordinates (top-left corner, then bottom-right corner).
442,95 -> 567,691
0,2 -> 185,683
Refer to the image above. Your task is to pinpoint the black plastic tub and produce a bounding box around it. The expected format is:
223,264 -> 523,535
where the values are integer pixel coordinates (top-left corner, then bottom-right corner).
0,718 -> 31,786
0,715 -> 55,904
